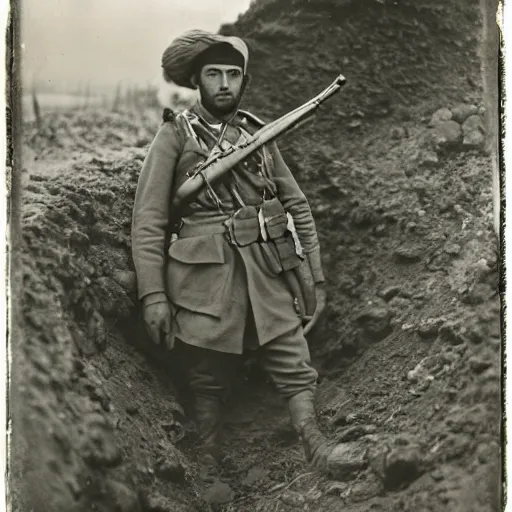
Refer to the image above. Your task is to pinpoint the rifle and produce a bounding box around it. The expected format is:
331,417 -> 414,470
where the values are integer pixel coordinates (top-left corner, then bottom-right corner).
171,74 -> 347,321
172,74 -> 346,209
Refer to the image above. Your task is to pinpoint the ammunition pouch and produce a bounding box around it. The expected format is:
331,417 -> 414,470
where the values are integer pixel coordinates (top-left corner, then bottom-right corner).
175,198 -> 317,321
261,198 -> 288,239
259,198 -> 316,319
259,198 -> 300,271
259,241 -> 283,275
224,205 -> 260,247
274,236 -> 301,272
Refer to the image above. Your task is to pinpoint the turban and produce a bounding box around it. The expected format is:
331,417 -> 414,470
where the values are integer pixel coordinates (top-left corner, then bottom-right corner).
162,30 -> 249,89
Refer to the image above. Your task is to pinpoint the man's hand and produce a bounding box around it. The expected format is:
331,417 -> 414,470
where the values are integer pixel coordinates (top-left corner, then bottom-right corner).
143,302 -> 174,350
303,283 -> 327,336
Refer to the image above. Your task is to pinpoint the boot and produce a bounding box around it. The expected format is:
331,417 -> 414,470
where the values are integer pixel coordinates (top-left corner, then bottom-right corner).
193,394 -> 224,482
288,390 -> 334,470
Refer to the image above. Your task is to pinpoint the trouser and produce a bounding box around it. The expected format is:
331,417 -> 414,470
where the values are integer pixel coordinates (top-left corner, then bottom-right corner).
175,323 -> 318,402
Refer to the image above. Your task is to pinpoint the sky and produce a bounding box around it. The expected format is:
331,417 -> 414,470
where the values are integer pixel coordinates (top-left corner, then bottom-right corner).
20,0 -> 253,92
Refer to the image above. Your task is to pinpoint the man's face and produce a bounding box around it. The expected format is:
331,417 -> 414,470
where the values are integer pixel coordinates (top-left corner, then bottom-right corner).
197,64 -> 244,117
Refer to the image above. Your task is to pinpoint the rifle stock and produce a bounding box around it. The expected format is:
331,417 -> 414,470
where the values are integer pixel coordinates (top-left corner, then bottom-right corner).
172,73 -> 346,209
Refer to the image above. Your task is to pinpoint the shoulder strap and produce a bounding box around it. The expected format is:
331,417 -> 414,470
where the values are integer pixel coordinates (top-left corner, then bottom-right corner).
175,110 -> 202,145
237,109 -> 267,133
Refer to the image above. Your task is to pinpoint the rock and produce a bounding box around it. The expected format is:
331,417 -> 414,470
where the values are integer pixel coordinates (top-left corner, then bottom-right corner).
433,120 -> 462,147
394,246 -> 422,263
431,468 -> 445,481
472,258 -> 493,280
475,441 -> 499,464
417,320 -> 442,339
154,452 -> 185,482
349,473 -> 384,502
202,481 -> 234,505
463,129 -> 485,148
326,441 -> 368,481
348,120 -> 362,129
355,307 -> 392,341
242,467 -> 269,486
368,436 -> 424,490
379,286 -> 402,301
469,355 -> 492,374
444,242 -> 461,255
107,480 -> 141,512
429,108 -> 452,126
336,425 -> 377,442
418,149 -> 440,168
407,362 -> 430,383
451,104 -> 479,123
460,283 -> 493,305
462,114 -> 484,134
439,321 -> 465,345
462,321 -> 485,344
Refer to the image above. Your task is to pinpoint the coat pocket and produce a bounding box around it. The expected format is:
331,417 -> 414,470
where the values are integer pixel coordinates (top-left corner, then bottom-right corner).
166,235 -> 229,318
168,234 -> 225,264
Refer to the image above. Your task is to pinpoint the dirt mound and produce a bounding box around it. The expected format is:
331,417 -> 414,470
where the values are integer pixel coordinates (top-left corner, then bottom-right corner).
12,0 -> 501,511
14,148 -> 201,511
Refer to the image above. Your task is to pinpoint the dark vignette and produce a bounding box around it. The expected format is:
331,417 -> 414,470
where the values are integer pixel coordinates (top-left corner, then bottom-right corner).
6,0 -> 23,506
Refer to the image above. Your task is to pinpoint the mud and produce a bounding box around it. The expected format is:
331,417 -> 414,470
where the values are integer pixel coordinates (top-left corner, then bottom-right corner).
11,0 -> 501,511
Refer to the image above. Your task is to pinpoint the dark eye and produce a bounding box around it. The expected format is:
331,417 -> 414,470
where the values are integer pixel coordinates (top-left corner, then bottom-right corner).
229,70 -> 241,77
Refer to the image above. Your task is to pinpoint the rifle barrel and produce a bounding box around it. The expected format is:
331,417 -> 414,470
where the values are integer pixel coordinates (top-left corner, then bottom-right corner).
172,74 -> 346,208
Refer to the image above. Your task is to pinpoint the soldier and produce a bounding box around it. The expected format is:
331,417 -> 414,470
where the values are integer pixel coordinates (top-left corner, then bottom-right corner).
131,30 -> 337,478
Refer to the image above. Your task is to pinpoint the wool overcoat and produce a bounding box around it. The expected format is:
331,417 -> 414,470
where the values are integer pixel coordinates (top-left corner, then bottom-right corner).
131,103 -> 325,353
